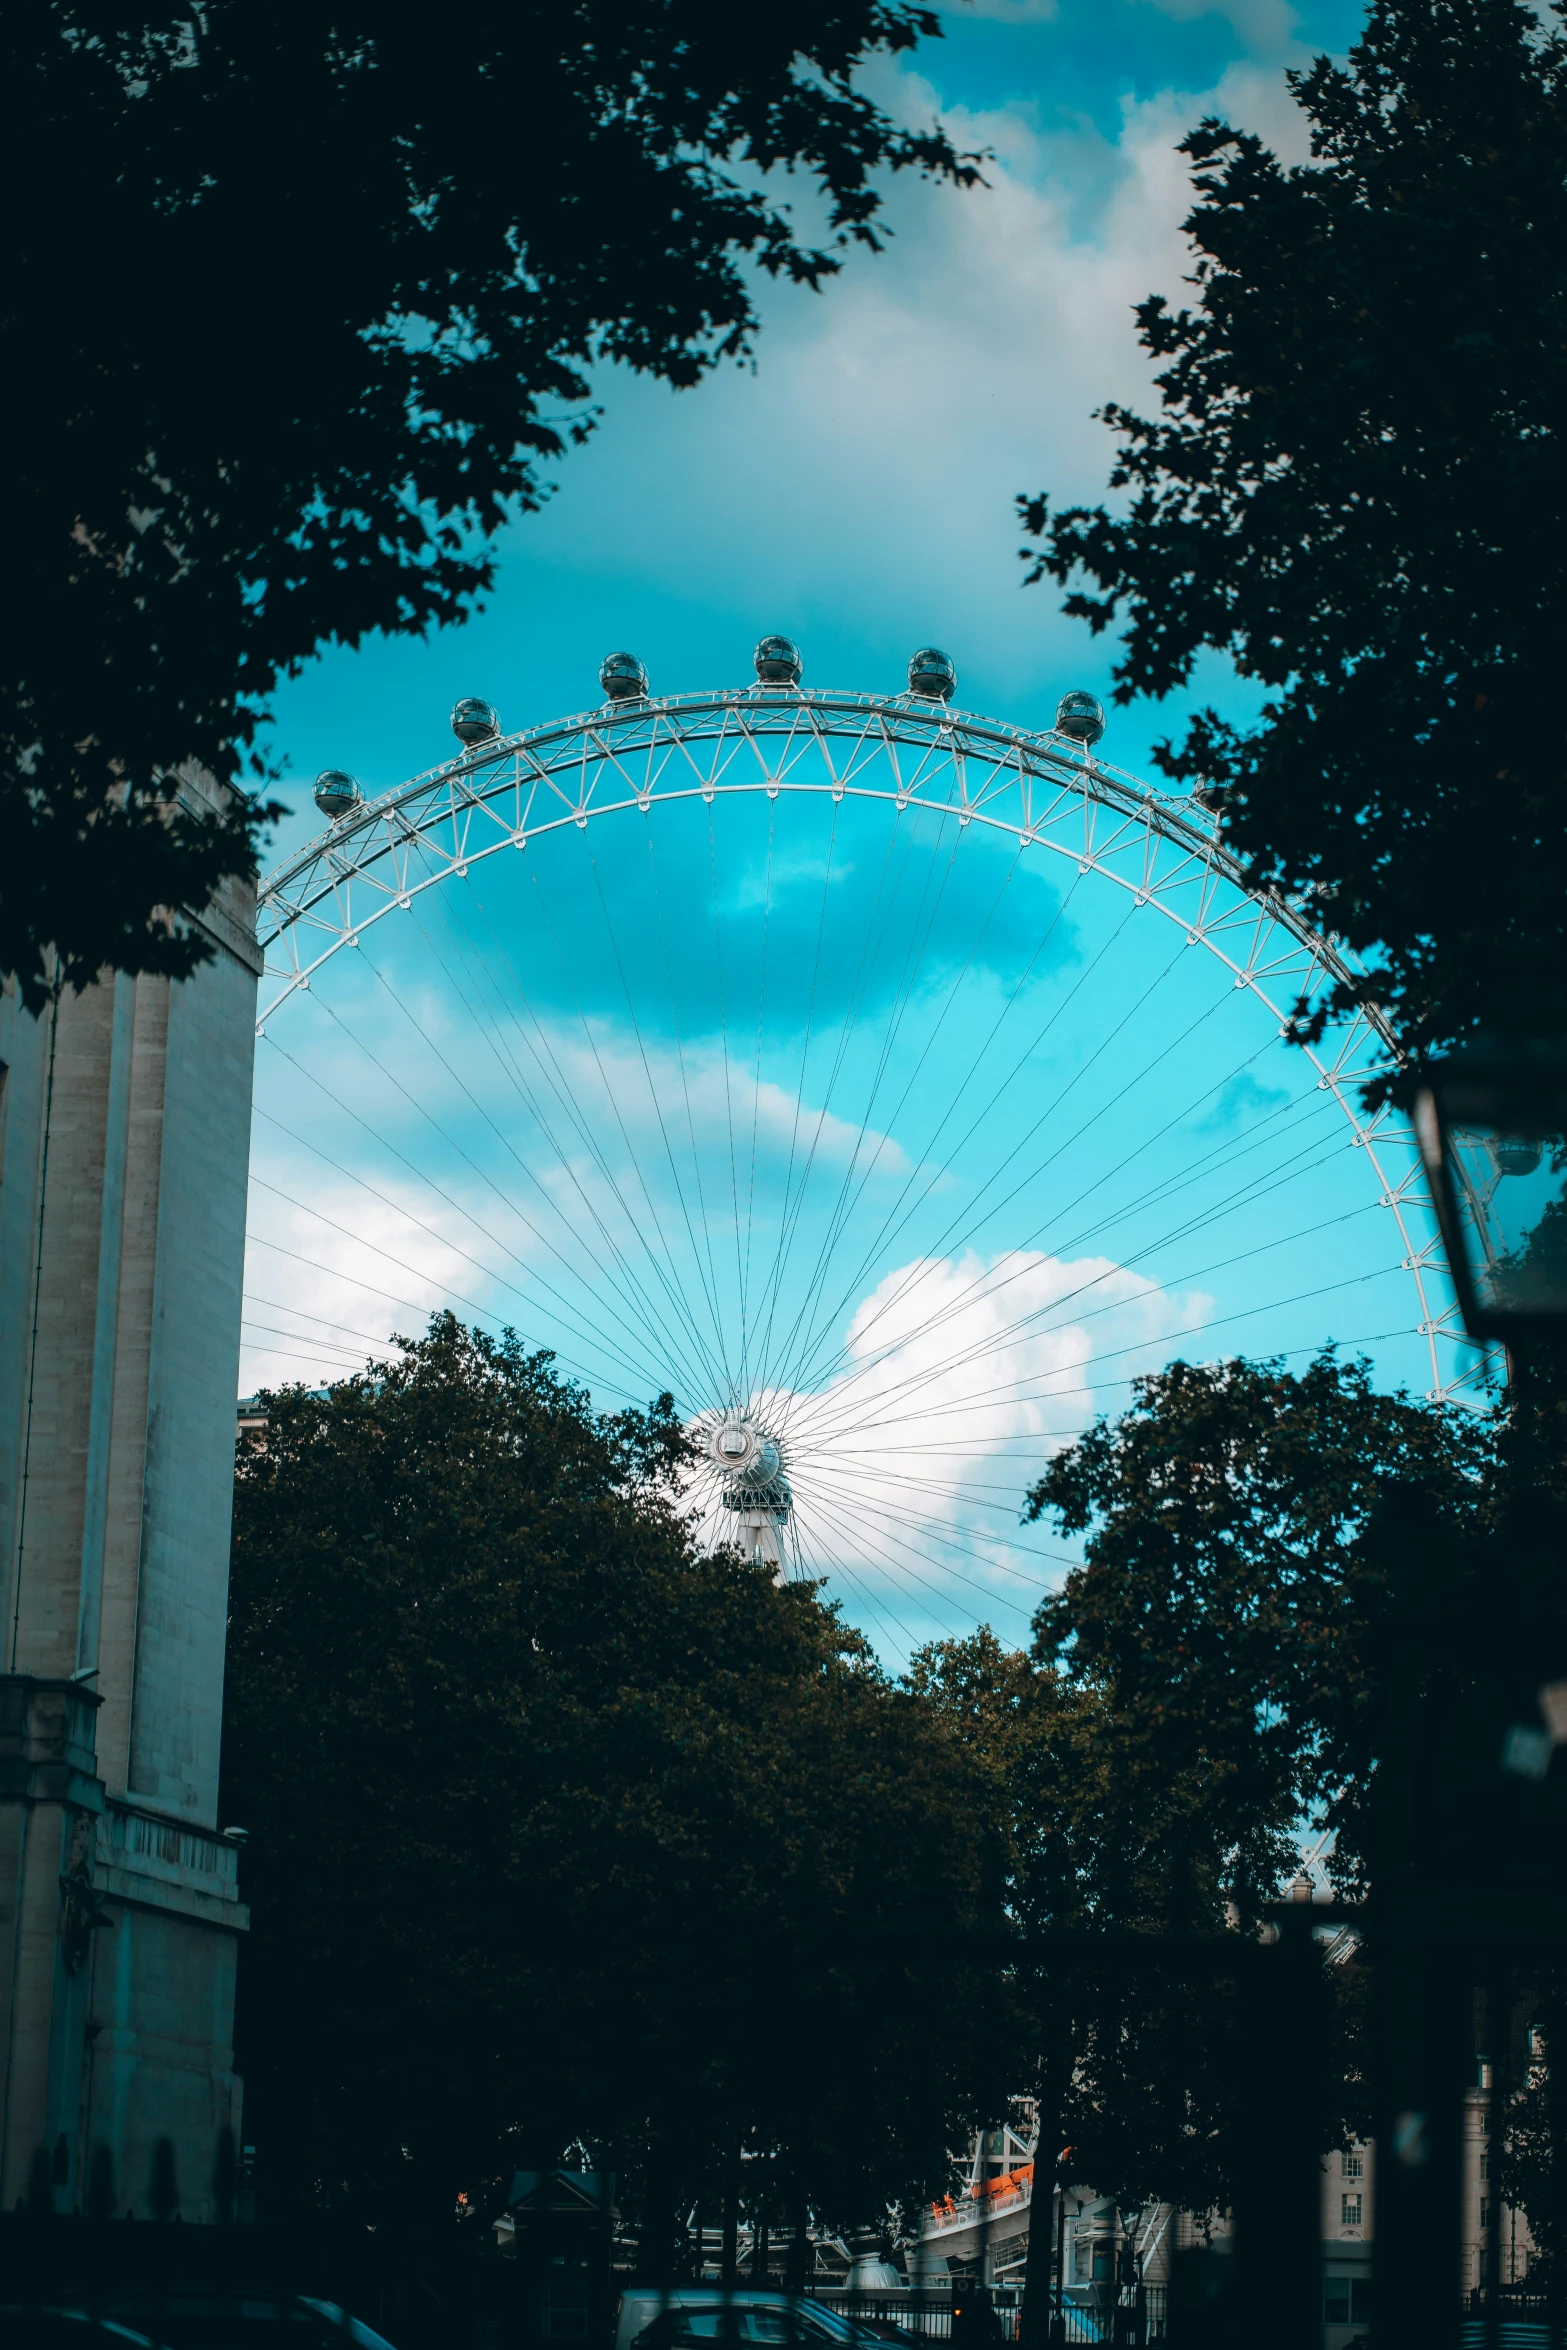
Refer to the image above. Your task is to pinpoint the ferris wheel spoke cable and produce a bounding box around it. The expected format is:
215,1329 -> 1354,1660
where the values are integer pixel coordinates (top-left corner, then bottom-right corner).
248,1100 -> 671,1403
780,924 -> 1215,1408
779,920 -> 1199,1408
355,934 -> 704,1391
364,932 -> 724,1406
243,1291 -> 431,1357
300,975 -> 705,1401
826,1323 -> 1425,1455
770,854 -> 1090,1400
783,1162 -> 1379,1452
241,1237 -> 662,1403
766,812 -> 1034,1399
584,826 -> 747,1392
241,1338 -> 373,1376
426,866 -> 722,1362
738,802 -> 780,1397
800,1254 -> 1397,1453
774,1125 -> 1353,1454
780,1090 -> 1359,1441
244,1175 -> 588,1375
759,814 -> 990,1398
786,1493 -> 932,1656
782,883 -> 1144,1395
258,1022 -> 675,1402
825,1460 -> 1079,1546
633,822 -> 737,1382
242,1320 -> 366,1365
775,1022 -> 1327,1434
750,794 -> 845,1388
791,1168 -> 1385,1451
744,789 -> 940,1393
804,1483 -> 1049,1615
798,1466 -> 1057,1587
787,1489 -> 963,1653
432,856 -> 727,1399
415,879 -> 731,1400
701,797 -> 750,1400
466,844 -> 735,1390
769,850 -> 1104,1399
794,1483 -> 1025,1643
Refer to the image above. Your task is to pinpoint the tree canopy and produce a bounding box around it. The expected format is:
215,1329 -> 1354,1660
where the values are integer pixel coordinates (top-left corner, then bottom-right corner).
1022,1350 -> 1496,1901
917,1353 -> 1499,2214
223,1315 -> 1011,2228
6,0 -> 971,1007
1019,0 -> 1567,1080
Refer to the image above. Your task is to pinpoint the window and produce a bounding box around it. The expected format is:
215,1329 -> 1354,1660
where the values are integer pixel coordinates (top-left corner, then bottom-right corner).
1480,2153 -> 1490,2181
1326,2279 -> 1372,2327
1341,2150 -> 1363,2179
542,2265 -> 589,2339
1341,2196 -> 1362,2227
1480,2199 -> 1490,2231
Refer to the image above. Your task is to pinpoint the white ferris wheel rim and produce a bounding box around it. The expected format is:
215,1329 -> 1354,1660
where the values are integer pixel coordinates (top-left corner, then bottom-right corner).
253,683 -> 1466,1406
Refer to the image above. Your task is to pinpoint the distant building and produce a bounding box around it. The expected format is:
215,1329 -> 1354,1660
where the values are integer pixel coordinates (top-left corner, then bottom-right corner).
908,2089 -> 1522,2347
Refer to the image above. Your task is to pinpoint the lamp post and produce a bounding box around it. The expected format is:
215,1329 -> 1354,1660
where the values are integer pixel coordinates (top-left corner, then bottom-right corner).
1410,1041 -> 1567,1345
1385,1040 -> 1567,2349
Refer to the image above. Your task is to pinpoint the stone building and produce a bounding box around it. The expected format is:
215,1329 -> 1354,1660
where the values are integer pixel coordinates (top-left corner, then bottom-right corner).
0,774 -> 257,2216
911,2095 -> 1518,2344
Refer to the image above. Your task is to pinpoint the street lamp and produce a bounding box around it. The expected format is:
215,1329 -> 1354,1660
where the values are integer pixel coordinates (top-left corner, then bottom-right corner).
1409,1040 -> 1567,1341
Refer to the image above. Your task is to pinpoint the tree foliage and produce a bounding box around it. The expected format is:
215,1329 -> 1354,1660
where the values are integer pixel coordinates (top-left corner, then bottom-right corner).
7,0 -> 972,1005
1019,0 -> 1567,1080
1023,1351 -> 1496,1900
223,1315 -> 1010,2227
916,1354 -> 1498,2214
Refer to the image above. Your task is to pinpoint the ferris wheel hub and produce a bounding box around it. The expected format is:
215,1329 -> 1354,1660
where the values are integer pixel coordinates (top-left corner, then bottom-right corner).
705,1415 -> 779,1482
699,1415 -> 793,1571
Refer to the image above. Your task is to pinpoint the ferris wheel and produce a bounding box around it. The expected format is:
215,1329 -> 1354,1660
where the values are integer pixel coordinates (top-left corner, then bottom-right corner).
247,638 -> 1472,1659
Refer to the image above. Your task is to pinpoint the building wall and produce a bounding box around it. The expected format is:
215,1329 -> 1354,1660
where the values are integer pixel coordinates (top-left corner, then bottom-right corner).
917,2109 -> 1523,2343
0,798 -> 257,2216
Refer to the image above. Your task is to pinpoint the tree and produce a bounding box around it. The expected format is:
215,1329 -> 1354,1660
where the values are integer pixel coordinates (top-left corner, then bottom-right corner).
7,1 -> 973,1007
1022,1350 -> 1495,1903
916,1354 -> 1496,2215
223,1314 -> 1011,2227
1019,0 -> 1567,1084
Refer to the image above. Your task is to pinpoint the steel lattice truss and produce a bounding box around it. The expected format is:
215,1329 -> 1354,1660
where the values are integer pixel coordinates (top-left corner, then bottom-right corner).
256,686 -> 1474,1398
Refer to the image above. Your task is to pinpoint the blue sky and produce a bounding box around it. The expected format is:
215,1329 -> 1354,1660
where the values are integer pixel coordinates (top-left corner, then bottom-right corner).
245,0 -> 1473,1668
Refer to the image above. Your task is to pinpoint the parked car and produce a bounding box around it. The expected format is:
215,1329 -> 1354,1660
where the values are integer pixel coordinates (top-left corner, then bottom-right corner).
1,2318 -> 165,2350
97,2295 -> 398,2350
616,2289 -> 921,2350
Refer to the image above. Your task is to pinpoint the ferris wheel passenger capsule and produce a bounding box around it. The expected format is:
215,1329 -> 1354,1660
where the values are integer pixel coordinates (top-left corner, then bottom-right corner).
312,769 -> 361,820
907,647 -> 957,701
600,651 -> 649,702
754,635 -> 803,687
1055,690 -> 1106,747
450,697 -> 501,746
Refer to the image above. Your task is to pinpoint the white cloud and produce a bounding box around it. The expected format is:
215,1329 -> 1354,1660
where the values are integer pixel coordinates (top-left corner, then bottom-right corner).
499,36 -> 1323,741
1140,0 -> 1299,55
241,1180 -> 495,1393
939,0 -> 1059,19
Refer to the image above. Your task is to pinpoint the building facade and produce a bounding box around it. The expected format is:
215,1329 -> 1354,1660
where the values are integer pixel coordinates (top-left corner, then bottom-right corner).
0,779 -> 257,2216
912,2104 -> 1516,2343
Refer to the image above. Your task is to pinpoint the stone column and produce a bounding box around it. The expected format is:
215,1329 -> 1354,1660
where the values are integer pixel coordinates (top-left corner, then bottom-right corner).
0,791 -> 257,2217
